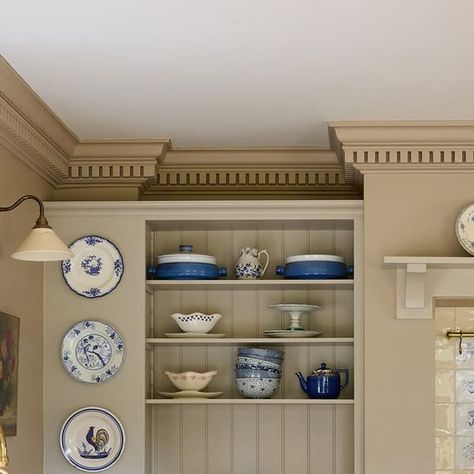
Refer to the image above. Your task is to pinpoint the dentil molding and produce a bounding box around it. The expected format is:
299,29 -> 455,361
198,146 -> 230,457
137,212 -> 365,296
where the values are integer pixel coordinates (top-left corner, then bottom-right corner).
329,121 -> 474,185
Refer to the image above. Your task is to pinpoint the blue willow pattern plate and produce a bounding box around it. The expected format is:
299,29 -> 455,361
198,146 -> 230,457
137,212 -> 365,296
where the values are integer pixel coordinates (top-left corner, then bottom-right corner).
60,406 -> 125,472
62,235 -> 124,298
456,203 -> 474,256
61,320 -> 125,384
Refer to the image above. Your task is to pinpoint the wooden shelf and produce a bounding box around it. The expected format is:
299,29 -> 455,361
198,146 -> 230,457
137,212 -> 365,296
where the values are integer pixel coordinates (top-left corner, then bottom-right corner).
146,337 -> 354,345
146,398 -> 354,405
146,279 -> 353,289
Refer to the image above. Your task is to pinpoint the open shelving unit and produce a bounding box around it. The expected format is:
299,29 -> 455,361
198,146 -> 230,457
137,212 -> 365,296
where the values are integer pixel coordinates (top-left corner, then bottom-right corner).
144,205 -> 364,474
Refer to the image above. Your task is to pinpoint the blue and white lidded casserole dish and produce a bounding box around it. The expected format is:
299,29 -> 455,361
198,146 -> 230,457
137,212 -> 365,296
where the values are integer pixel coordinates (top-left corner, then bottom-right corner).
147,245 -> 227,280
276,254 -> 350,279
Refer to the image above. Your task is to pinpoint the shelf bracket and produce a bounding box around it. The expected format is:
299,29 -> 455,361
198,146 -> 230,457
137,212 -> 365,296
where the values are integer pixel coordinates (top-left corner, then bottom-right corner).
403,263 -> 427,309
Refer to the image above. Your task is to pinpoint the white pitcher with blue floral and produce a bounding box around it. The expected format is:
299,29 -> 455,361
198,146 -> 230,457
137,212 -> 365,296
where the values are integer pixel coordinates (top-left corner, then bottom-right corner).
234,248 -> 270,279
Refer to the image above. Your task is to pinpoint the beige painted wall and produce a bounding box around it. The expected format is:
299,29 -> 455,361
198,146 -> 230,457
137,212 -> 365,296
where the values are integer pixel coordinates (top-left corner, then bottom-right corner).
0,144 -> 54,474
363,173 -> 474,473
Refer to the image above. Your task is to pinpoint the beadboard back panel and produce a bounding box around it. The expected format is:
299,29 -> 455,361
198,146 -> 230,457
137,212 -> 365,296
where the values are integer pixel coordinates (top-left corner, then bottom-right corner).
148,220 -> 355,474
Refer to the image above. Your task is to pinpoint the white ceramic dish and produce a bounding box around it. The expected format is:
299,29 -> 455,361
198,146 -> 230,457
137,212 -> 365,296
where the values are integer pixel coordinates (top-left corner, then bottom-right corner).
171,312 -> 222,333
163,370 -> 217,391
284,254 -> 344,264
60,406 -> 125,472
456,203 -> 474,255
61,320 -> 125,384
61,235 -> 124,298
157,390 -> 223,399
268,304 -> 321,331
164,332 -> 226,338
263,330 -> 322,338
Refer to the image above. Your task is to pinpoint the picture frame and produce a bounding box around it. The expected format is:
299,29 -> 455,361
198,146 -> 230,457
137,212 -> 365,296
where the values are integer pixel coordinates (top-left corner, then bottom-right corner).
0,311 -> 19,436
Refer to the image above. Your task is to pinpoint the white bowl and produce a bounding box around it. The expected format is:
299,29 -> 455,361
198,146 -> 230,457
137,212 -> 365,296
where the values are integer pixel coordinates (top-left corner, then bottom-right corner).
164,370 -> 218,391
171,312 -> 222,334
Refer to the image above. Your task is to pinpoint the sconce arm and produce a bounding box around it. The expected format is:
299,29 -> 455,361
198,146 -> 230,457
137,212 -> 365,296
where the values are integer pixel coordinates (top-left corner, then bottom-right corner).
0,194 -> 50,229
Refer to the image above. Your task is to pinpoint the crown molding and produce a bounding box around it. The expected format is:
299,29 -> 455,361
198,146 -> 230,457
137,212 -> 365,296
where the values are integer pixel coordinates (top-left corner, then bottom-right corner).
329,121 -> 474,183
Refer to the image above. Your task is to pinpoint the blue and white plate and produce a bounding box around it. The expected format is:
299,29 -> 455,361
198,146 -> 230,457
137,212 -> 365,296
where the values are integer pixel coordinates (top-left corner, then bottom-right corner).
60,406 -> 125,472
456,203 -> 474,255
61,320 -> 125,384
62,235 -> 124,298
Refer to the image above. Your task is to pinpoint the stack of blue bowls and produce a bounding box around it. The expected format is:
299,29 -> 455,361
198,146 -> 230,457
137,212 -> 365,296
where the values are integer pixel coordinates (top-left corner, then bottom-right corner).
235,347 -> 284,399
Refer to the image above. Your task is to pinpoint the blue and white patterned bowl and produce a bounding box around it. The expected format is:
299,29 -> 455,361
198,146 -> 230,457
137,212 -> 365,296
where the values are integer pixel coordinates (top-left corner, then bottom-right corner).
236,355 -> 282,370
236,377 -> 280,398
235,364 -> 281,376
238,347 -> 284,360
235,368 -> 281,379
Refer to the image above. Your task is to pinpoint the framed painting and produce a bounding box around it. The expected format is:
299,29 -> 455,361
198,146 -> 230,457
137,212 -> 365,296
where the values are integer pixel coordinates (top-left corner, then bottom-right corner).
0,312 -> 19,436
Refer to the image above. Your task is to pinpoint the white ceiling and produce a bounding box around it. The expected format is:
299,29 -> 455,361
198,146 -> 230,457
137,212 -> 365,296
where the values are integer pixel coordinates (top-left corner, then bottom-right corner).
1,0 -> 474,147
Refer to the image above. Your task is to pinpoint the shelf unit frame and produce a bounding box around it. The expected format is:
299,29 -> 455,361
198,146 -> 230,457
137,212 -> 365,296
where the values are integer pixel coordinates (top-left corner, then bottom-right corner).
143,201 -> 364,474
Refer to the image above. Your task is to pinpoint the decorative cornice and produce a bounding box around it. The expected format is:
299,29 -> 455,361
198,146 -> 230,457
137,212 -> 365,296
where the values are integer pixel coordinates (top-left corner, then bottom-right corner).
67,139 -> 170,185
141,148 -> 360,200
329,121 -> 474,184
0,94 -> 69,184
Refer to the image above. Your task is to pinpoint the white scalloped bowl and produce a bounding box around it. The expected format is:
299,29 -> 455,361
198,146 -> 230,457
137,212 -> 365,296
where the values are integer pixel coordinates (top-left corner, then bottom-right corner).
171,312 -> 222,334
164,370 -> 218,391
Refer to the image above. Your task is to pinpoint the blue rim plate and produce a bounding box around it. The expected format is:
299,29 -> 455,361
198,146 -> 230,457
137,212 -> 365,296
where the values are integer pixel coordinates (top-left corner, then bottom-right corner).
61,320 -> 125,384
456,203 -> 474,256
61,235 -> 124,298
60,406 -> 125,472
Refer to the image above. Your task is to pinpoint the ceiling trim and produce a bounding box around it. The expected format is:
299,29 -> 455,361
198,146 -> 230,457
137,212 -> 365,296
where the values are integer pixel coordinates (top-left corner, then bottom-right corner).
329,121 -> 474,183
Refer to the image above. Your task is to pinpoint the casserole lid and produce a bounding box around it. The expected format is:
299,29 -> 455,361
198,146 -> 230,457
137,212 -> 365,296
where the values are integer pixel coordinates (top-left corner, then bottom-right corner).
285,254 -> 344,264
157,245 -> 217,265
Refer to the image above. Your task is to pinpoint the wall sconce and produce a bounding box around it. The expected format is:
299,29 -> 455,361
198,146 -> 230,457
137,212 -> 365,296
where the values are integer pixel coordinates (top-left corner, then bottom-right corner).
0,423 -> 9,474
0,195 -> 72,261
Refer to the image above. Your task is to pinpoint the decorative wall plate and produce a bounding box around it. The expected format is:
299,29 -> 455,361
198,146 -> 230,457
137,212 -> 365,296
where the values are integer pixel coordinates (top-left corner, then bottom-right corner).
62,320 -> 125,384
62,235 -> 124,298
60,406 -> 125,472
456,203 -> 474,255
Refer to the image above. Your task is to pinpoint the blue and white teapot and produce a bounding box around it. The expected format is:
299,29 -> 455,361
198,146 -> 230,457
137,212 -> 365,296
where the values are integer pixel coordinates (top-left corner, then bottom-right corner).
234,248 -> 270,279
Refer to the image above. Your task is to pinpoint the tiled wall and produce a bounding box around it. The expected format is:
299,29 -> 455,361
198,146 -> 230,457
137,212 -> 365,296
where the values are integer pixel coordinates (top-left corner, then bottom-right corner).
435,306 -> 474,473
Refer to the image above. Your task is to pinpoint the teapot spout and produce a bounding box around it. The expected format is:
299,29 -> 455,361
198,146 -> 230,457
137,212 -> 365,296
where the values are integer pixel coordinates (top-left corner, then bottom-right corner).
295,372 -> 308,394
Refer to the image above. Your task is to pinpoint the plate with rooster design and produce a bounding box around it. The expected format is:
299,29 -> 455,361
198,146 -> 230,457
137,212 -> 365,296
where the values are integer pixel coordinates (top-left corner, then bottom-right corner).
61,320 -> 125,384
60,406 -> 125,472
61,235 -> 124,298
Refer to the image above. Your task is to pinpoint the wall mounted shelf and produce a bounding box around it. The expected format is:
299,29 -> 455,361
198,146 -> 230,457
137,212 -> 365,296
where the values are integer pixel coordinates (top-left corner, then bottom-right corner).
146,279 -> 354,290
146,337 -> 354,345
146,398 -> 355,405
384,256 -> 474,319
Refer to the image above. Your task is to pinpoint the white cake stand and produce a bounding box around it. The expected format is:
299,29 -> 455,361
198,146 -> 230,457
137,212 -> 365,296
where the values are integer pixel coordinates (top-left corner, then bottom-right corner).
268,304 -> 321,331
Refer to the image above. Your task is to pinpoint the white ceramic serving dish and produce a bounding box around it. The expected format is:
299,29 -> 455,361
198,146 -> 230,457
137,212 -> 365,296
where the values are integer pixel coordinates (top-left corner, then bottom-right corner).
171,312 -> 222,333
163,370 -> 218,391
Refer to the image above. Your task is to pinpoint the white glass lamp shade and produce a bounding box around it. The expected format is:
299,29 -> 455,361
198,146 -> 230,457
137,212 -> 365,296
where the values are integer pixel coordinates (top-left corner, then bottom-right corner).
11,227 -> 73,261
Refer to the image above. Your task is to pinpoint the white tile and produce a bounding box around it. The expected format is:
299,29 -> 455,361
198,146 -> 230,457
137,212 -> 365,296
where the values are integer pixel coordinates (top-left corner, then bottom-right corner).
457,342 -> 474,369
456,371 -> 474,403
436,370 -> 455,403
456,308 -> 474,332
457,404 -> 474,436
436,337 -> 456,369
436,436 -> 455,469
457,437 -> 474,469
436,403 -> 455,435
435,307 -> 456,336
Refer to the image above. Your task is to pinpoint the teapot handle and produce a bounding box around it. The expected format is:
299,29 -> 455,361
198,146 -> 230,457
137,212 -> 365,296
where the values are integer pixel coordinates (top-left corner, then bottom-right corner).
338,369 -> 349,391
258,249 -> 270,277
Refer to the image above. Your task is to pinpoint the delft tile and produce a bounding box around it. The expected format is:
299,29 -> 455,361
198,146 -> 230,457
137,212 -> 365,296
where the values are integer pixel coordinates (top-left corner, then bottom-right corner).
457,371 -> 474,402
436,436 -> 455,469
456,308 -> 474,332
436,403 -> 455,435
457,437 -> 474,469
457,342 -> 474,369
436,307 -> 456,336
436,336 -> 456,369
436,370 -> 455,403
456,404 -> 474,435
